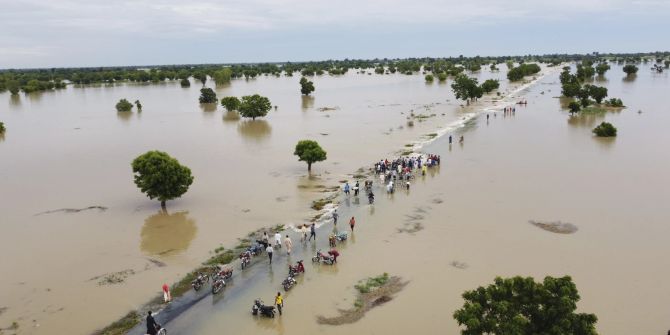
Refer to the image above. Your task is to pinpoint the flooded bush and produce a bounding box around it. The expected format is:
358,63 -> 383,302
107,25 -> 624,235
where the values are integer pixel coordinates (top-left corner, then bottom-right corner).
199,88 -> 217,103
593,122 -> 617,137
0,121 -> 5,133
115,99 -> 133,112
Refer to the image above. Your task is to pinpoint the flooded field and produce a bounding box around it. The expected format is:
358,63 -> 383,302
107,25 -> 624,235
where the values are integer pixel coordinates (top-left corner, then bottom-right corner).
1,64 -> 669,335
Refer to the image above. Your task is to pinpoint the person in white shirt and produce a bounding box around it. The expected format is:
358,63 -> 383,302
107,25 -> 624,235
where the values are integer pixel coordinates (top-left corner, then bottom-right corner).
274,232 -> 282,248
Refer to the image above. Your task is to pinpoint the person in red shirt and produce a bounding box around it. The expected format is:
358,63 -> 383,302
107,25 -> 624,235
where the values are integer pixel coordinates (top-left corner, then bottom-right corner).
349,217 -> 356,232
328,249 -> 340,263
162,283 -> 171,303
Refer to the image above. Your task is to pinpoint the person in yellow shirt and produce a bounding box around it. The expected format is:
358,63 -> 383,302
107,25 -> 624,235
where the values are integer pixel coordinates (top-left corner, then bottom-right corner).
275,292 -> 284,315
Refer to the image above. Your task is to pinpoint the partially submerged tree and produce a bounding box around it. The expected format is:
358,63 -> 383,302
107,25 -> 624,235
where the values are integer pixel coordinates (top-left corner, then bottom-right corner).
220,96 -> 241,111
480,79 -> 500,93
294,140 -> 327,171
593,122 -> 617,137
199,88 -> 217,104
0,121 -> 5,134
568,101 -> 581,114
180,78 -> 190,87
131,151 -> 194,209
300,77 -> 315,95
134,100 -> 142,111
451,74 -> 483,102
623,64 -> 639,76
213,68 -> 232,85
595,63 -> 611,76
116,99 -> 133,112
585,85 -> 608,104
239,94 -> 272,120
454,276 -> 598,335
425,74 -> 434,82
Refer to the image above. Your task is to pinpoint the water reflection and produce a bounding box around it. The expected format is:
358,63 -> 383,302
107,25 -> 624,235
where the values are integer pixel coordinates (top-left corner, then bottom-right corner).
116,111 -> 133,122
222,111 -> 241,122
301,96 -> 314,110
9,94 -> 21,107
567,113 -> 604,128
622,74 -> 637,83
200,103 -> 217,112
237,120 -> 272,141
593,137 -> 616,150
140,210 -> 197,256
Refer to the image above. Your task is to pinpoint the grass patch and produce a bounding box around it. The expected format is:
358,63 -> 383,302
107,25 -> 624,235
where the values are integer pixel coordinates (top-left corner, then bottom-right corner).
581,106 -> 607,114
312,199 -> 331,211
94,311 -> 140,335
316,274 -> 408,325
425,133 -> 438,139
203,249 -> 236,266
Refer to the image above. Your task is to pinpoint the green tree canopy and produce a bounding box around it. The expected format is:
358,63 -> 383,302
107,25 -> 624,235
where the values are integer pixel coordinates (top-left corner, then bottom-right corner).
213,68 -> 232,85
239,94 -> 272,120
585,85 -> 608,104
131,151 -> 194,209
134,100 -> 142,111
593,122 -> 617,137
568,101 -> 581,114
425,74 -> 434,82
199,88 -> 217,103
595,63 -> 611,76
299,77 -> 315,95
0,121 -> 5,134
451,74 -> 483,102
480,79 -> 500,93
180,78 -> 191,87
454,276 -> 598,335
116,98 -> 133,112
437,73 -> 447,82
507,63 -> 541,81
220,96 -> 241,111
294,140 -> 327,171
623,64 -> 638,75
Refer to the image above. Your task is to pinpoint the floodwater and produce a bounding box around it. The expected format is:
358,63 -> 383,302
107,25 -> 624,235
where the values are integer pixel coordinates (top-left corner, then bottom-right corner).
0,67 -> 514,334
1,64 -> 669,335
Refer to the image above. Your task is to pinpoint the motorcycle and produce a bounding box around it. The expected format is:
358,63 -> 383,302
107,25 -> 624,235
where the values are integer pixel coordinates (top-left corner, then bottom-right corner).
248,243 -> 264,256
368,192 -> 375,204
191,272 -> 209,291
335,231 -> 348,242
282,275 -> 297,291
252,299 -> 275,318
312,249 -> 335,265
288,260 -> 305,277
211,266 -> 233,294
240,251 -> 251,269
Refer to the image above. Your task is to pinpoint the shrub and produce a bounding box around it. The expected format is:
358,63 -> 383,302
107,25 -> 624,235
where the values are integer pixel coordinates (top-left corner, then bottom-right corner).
623,64 -> 638,75
115,99 -> 133,112
425,74 -> 434,82
593,122 -> 617,137
180,78 -> 190,87
605,98 -> 624,107
568,101 -> 581,114
199,88 -> 217,103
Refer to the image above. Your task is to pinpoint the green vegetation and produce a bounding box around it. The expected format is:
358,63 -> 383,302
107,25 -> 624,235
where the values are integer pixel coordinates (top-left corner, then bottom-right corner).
424,74 -> 434,82
623,64 -> 639,75
451,75 -> 483,102
506,63 -> 541,81
490,63 -> 499,71
437,73 -> 447,82
131,151 -> 194,209
593,122 -> 617,137
294,140 -> 327,171
238,94 -> 272,120
480,79 -> 500,93
212,68 -> 232,85
115,99 -> 133,112
94,311 -> 140,335
584,84 -> 608,104
0,121 -> 5,134
354,273 -> 390,294
605,98 -> 624,107
198,88 -> 217,103
180,78 -> 190,87
134,100 -> 142,111
453,276 -> 598,335
220,96 -> 241,111
311,198 -> 331,211
300,77 -> 315,95
596,62 -> 611,76
576,62 -> 596,80
568,101 -> 581,114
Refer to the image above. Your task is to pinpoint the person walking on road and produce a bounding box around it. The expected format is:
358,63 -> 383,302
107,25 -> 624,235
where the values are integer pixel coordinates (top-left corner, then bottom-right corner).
274,232 -> 282,249
301,225 -> 308,242
309,223 -> 316,241
349,216 -> 356,232
332,210 -> 339,225
266,244 -> 274,264
275,292 -> 284,316
284,235 -> 293,254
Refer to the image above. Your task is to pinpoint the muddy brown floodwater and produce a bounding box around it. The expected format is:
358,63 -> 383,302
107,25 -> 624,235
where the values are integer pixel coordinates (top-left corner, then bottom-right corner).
1,64 -> 669,335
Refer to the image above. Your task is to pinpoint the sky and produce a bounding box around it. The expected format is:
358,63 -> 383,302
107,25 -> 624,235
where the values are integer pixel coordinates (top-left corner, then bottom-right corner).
1,0 -> 669,68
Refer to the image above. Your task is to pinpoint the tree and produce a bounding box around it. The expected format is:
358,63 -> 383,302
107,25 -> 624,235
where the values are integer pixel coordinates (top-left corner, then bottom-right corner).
605,98 -> 624,107
299,77 -> 315,95
451,74 -> 483,102
212,68 -> 232,85
116,98 -> 133,112
0,121 -> 5,134
425,74 -> 434,82
180,78 -> 190,87
586,85 -> 608,104
135,100 -> 142,111
199,88 -> 217,103
294,140 -> 327,171
131,151 -> 194,209
507,63 -> 541,81
593,122 -> 617,137
437,73 -> 447,82
489,64 -> 499,71
576,64 -> 595,80
220,96 -> 241,111
577,88 -> 591,107
595,63 -> 610,76
7,80 -> 20,95
453,276 -> 598,335
568,101 -> 581,114
623,64 -> 638,75
238,94 -> 272,120
195,72 -> 207,85
480,79 -> 500,93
